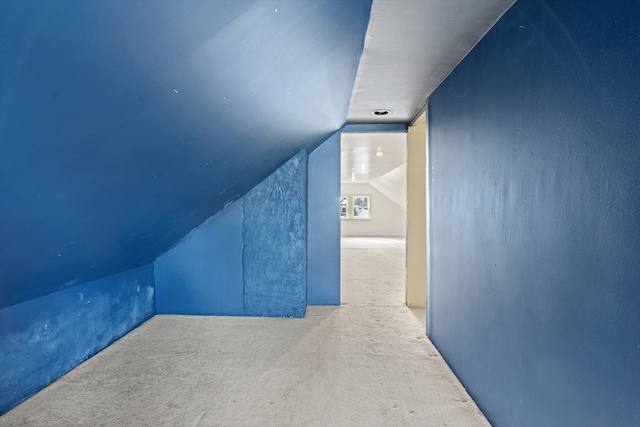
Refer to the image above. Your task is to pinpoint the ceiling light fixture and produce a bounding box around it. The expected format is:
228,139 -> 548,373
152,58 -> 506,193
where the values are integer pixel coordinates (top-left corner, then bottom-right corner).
375,147 -> 383,156
372,109 -> 390,116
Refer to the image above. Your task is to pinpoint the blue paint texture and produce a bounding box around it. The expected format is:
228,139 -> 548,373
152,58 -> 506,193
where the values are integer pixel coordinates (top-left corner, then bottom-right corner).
307,132 -> 341,305
0,265 -> 155,414
0,0 -> 373,308
428,0 -> 640,426
155,151 -> 309,317
243,151 -> 307,318
155,203 -> 244,315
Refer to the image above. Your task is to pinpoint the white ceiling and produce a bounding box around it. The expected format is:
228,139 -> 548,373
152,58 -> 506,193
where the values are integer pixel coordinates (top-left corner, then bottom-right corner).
347,0 -> 516,123
342,0 -> 515,183
341,132 -> 407,183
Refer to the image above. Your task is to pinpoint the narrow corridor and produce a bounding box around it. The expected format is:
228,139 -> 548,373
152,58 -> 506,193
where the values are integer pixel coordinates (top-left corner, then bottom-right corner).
1,238 -> 488,427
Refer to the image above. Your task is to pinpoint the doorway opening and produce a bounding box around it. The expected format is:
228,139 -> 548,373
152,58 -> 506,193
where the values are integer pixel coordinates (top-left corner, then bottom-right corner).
339,131 -> 408,309
339,116 -> 427,328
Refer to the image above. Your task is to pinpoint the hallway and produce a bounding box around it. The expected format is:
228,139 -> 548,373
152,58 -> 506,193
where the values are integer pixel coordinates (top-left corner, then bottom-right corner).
1,238 -> 488,427
341,237 -> 406,306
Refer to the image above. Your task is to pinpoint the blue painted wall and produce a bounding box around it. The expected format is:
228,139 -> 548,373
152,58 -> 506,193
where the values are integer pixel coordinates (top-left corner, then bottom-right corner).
428,0 -> 640,426
0,0 -> 372,309
244,150 -> 307,317
307,132 -> 341,305
156,150 -> 307,318
0,265 -> 155,414
155,203 -> 244,315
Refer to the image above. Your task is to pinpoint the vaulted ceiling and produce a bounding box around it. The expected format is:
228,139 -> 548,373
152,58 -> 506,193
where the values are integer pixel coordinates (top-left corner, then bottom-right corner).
341,133 -> 407,183
0,0 -> 515,308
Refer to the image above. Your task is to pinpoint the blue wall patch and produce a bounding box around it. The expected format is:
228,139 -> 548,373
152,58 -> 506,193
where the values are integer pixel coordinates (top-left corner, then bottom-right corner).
0,265 -> 155,414
243,150 -> 308,318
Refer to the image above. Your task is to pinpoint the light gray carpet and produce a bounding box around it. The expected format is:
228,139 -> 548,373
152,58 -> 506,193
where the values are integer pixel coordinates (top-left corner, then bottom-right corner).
0,237 -> 488,427
340,237 -> 406,307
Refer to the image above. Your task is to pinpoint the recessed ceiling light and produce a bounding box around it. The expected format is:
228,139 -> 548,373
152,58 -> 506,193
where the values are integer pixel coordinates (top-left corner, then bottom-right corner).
375,147 -> 383,156
372,109 -> 391,116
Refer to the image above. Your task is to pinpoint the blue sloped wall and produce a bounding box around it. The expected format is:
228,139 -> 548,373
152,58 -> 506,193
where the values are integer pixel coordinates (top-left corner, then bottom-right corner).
0,0 -> 372,309
155,150 -> 307,317
427,0 -> 640,425
0,265 -> 155,414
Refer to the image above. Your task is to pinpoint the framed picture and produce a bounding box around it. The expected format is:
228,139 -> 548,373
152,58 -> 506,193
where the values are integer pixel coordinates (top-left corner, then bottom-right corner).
339,196 -> 349,219
352,195 -> 371,220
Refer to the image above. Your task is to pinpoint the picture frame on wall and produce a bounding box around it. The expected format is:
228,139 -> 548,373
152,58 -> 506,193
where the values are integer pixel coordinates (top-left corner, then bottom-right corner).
340,196 -> 349,219
340,195 -> 372,220
352,195 -> 371,220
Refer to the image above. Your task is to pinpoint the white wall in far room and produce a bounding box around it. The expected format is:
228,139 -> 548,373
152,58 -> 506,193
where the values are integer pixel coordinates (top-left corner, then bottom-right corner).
341,183 -> 406,237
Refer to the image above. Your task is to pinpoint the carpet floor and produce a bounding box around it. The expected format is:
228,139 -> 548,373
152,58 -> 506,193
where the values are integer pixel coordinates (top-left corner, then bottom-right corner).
0,237 -> 488,427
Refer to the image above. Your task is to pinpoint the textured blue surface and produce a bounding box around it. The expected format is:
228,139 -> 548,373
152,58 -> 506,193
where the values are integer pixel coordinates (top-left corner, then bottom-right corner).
428,0 -> 640,426
0,0 -> 372,308
307,132 -> 341,305
155,203 -> 243,315
0,265 -> 155,414
244,151 -> 307,318
155,150 -> 309,317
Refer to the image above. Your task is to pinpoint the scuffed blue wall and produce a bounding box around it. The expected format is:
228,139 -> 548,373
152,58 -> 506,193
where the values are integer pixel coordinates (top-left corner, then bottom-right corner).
307,132 -> 341,305
0,265 -> 155,414
155,203 -> 243,315
155,151 -> 307,318
0,0 -> 372,309
243,150 -> 307,318
428,0 -> 640,426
